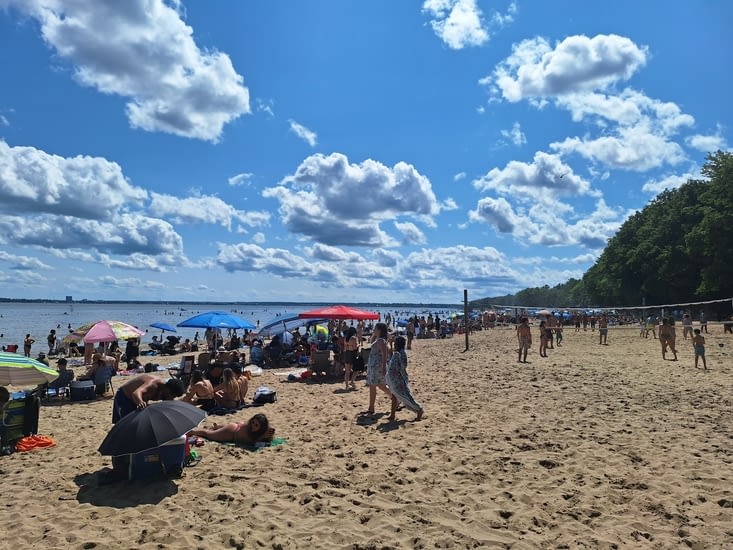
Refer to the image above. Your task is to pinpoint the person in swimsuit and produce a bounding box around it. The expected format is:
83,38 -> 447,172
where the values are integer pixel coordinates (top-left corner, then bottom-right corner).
342,326 -> 359,390
231,363 -> 250,403
214,367 -> 241,408
516,317 -> 532,363
538,320 -> 549,358
692,329 -> 707,370
598,314 -> 608,345
659,318 -> 677,361
190,413 -> 275,444
112,374 -> 185,423
182,370 -> 216,411
681,313 -> 693,340
23,334 -> 35,357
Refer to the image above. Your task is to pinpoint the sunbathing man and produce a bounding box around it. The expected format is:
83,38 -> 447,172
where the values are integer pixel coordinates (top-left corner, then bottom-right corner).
112,374 -> 185,423
190,413 -> 275,445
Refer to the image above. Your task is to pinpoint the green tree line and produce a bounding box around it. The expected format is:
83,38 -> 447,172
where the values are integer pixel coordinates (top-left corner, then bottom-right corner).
471,151 -> 733,312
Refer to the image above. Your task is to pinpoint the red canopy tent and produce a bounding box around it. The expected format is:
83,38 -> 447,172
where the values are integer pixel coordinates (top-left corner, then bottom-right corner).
298,305 -> 379,320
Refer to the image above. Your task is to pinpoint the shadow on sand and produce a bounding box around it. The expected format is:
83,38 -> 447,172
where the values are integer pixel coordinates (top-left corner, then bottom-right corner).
73,469 -> 178,507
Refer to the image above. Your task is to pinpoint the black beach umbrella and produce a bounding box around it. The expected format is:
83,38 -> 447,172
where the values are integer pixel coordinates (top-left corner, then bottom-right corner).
98,400 -> 205,456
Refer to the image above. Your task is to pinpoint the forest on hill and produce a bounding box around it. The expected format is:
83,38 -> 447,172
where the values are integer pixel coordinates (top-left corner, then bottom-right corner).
471,151 -> 733,313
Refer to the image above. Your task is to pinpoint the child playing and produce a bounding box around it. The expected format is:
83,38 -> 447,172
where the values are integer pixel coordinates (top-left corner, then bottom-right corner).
692,329 -> 707,370
555,325 -> 563,347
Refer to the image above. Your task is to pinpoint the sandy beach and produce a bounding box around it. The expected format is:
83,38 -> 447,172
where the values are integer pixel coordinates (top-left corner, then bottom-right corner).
1,325 -> 732,549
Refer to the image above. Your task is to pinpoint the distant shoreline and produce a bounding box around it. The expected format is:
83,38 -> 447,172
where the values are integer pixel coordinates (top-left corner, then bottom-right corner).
0,299 -> 461,308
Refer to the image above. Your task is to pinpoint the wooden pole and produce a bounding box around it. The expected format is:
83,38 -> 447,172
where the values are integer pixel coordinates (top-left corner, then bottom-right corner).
464,289 -> 469,351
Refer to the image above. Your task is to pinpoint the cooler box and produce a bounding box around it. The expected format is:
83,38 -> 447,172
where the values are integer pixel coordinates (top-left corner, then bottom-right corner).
111,436 -> 188,480
0,392 -> 40,444
69,380 -> 96,401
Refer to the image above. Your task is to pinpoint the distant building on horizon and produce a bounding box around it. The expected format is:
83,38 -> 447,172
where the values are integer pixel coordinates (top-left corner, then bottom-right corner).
65,296 -> 73,303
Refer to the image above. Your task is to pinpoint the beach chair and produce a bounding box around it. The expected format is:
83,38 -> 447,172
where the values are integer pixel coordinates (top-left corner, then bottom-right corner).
310,350 -> 331,375
169,355 -> 195,387
197,352 -> 211,371
93,365 -> 116,396
43,370 -> 75,401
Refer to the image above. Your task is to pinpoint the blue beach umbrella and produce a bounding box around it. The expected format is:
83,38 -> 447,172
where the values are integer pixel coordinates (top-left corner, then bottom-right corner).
149,322 -> 177,333
177,311 -> 256,330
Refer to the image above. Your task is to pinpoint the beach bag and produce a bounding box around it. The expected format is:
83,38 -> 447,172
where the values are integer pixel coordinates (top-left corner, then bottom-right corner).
253,386 -> 277,404
353,352 -> 365,372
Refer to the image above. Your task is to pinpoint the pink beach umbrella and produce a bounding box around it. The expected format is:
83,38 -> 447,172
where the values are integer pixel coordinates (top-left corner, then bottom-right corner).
83,320 -> 145,344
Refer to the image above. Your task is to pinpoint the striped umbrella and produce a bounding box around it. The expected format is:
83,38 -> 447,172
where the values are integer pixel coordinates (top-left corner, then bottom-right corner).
83,320 -> 145,344
0,352 -> 59,386
62,322 -> 97,346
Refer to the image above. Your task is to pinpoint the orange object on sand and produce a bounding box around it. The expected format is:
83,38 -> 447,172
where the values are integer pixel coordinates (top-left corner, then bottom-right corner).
15,435 -> 57,452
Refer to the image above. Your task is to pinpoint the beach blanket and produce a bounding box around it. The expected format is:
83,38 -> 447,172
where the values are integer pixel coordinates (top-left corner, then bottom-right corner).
273,368 -> 308,378
219,437 -> 286,452
206,403 -> 254,416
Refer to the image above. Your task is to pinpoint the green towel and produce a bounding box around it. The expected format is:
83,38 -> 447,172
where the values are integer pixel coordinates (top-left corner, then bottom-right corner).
221,437 -> 286,452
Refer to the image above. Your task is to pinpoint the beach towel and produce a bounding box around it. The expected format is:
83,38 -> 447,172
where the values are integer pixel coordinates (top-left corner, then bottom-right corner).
219,437 -> 286,452
206,403 -> 252,416
15,435 -> 56,452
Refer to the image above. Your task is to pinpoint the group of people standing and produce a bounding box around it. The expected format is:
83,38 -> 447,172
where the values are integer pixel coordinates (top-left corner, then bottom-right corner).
649,314 -> 707,368
363,322 -> 424,422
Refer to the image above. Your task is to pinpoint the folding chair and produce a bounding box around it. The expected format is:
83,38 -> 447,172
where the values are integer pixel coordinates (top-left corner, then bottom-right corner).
93,365 -> 116,396
170,355 -> 195,387
310,350 -> 331,375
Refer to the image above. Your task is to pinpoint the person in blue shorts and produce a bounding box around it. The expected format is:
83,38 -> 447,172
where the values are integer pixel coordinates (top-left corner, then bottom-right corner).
112,374 -> 184,423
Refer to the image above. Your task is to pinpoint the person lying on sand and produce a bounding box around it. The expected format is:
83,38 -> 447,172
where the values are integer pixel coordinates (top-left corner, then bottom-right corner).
190,413 -> 274,445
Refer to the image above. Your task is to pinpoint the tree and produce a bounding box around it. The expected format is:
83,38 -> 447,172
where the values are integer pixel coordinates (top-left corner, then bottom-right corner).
473,151 -> 733,309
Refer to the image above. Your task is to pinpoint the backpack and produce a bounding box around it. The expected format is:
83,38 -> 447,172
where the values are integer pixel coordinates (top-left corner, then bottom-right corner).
253,386 -> 277,404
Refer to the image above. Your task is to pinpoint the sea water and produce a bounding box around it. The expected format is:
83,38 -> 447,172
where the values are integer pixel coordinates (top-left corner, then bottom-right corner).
0,302 -> 457,352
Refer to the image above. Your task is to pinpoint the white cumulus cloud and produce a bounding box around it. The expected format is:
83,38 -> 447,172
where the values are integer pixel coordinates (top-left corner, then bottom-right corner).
263,152 -> 441,247
422,0 -> 488,49
8,0 -> 249,141
487,34 -> 647,101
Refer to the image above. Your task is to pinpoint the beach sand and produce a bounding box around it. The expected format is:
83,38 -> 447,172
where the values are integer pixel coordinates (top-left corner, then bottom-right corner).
1,326 -> 732,548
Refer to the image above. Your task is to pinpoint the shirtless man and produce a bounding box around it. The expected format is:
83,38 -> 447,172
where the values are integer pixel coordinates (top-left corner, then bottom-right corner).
190,413 -> 275,445
112,374 -> 185,423
516,317 -> 532,363
598,314 -> 609,345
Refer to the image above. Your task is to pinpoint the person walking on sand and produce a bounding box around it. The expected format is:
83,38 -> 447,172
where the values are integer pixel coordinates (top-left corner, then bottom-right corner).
342,326 -> 359,390
691,329 -> 707,370
516,317 -> 532,363
365,322 -> 392,414
659,318 -> 677,361
386,336 -> 423,421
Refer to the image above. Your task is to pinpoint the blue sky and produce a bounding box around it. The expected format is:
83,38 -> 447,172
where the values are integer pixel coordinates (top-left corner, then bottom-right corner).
0,1 -> 730,303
